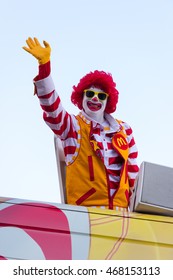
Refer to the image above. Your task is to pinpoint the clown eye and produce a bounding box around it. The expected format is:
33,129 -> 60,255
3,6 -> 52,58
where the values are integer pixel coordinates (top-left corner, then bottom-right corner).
85,90 -> 95,98
97,93 -> 107,100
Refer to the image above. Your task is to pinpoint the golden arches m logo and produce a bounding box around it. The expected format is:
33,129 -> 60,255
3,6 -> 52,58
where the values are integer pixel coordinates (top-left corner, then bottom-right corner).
117,137 -> 127,147
113,134 -> 128,150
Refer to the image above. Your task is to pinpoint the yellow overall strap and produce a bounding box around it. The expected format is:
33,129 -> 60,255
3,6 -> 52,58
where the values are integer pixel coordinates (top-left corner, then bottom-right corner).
111,126 -> 130,208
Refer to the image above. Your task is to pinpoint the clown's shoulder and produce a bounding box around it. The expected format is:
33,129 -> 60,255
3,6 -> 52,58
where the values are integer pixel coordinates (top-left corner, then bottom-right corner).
115,119 -> 135,143
116,118 -> 133,130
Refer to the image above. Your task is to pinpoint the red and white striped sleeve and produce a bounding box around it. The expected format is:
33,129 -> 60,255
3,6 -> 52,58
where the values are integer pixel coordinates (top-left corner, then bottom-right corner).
33,63 -> 79,162
122,122 -> 139,190
35,76 -> 78,141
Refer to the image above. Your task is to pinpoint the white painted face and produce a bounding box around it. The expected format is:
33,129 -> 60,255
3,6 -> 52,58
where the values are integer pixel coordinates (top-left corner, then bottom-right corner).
82,87 -> 108,123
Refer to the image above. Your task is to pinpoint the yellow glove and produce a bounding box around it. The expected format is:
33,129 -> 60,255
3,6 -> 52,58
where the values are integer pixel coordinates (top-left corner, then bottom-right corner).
23,37 -> 51,64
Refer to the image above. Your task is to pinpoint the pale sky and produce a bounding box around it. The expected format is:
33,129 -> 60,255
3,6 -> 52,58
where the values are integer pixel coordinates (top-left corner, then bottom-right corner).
0,0 -> 173,203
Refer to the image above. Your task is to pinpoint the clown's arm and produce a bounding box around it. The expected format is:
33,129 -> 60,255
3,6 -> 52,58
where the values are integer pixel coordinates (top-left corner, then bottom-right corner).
23,37 -> 79,144
123,122 -> 139,207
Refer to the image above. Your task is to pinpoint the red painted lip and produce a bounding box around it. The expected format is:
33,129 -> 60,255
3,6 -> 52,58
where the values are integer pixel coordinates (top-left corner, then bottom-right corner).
87,101 -> 102,111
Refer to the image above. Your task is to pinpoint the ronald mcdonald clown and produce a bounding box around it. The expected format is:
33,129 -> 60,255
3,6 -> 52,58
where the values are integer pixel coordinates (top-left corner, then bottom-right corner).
23,37 -> 139,211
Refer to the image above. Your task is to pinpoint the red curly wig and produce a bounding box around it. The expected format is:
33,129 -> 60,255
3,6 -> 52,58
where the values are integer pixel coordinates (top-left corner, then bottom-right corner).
71,70 -> 119,114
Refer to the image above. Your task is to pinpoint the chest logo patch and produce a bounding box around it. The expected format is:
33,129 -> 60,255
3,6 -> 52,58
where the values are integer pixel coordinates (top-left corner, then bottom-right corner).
113,134 -> 128,150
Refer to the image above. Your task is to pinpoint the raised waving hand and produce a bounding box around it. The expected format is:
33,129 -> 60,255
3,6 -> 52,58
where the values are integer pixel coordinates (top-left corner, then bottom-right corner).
23,37 -> 51,64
